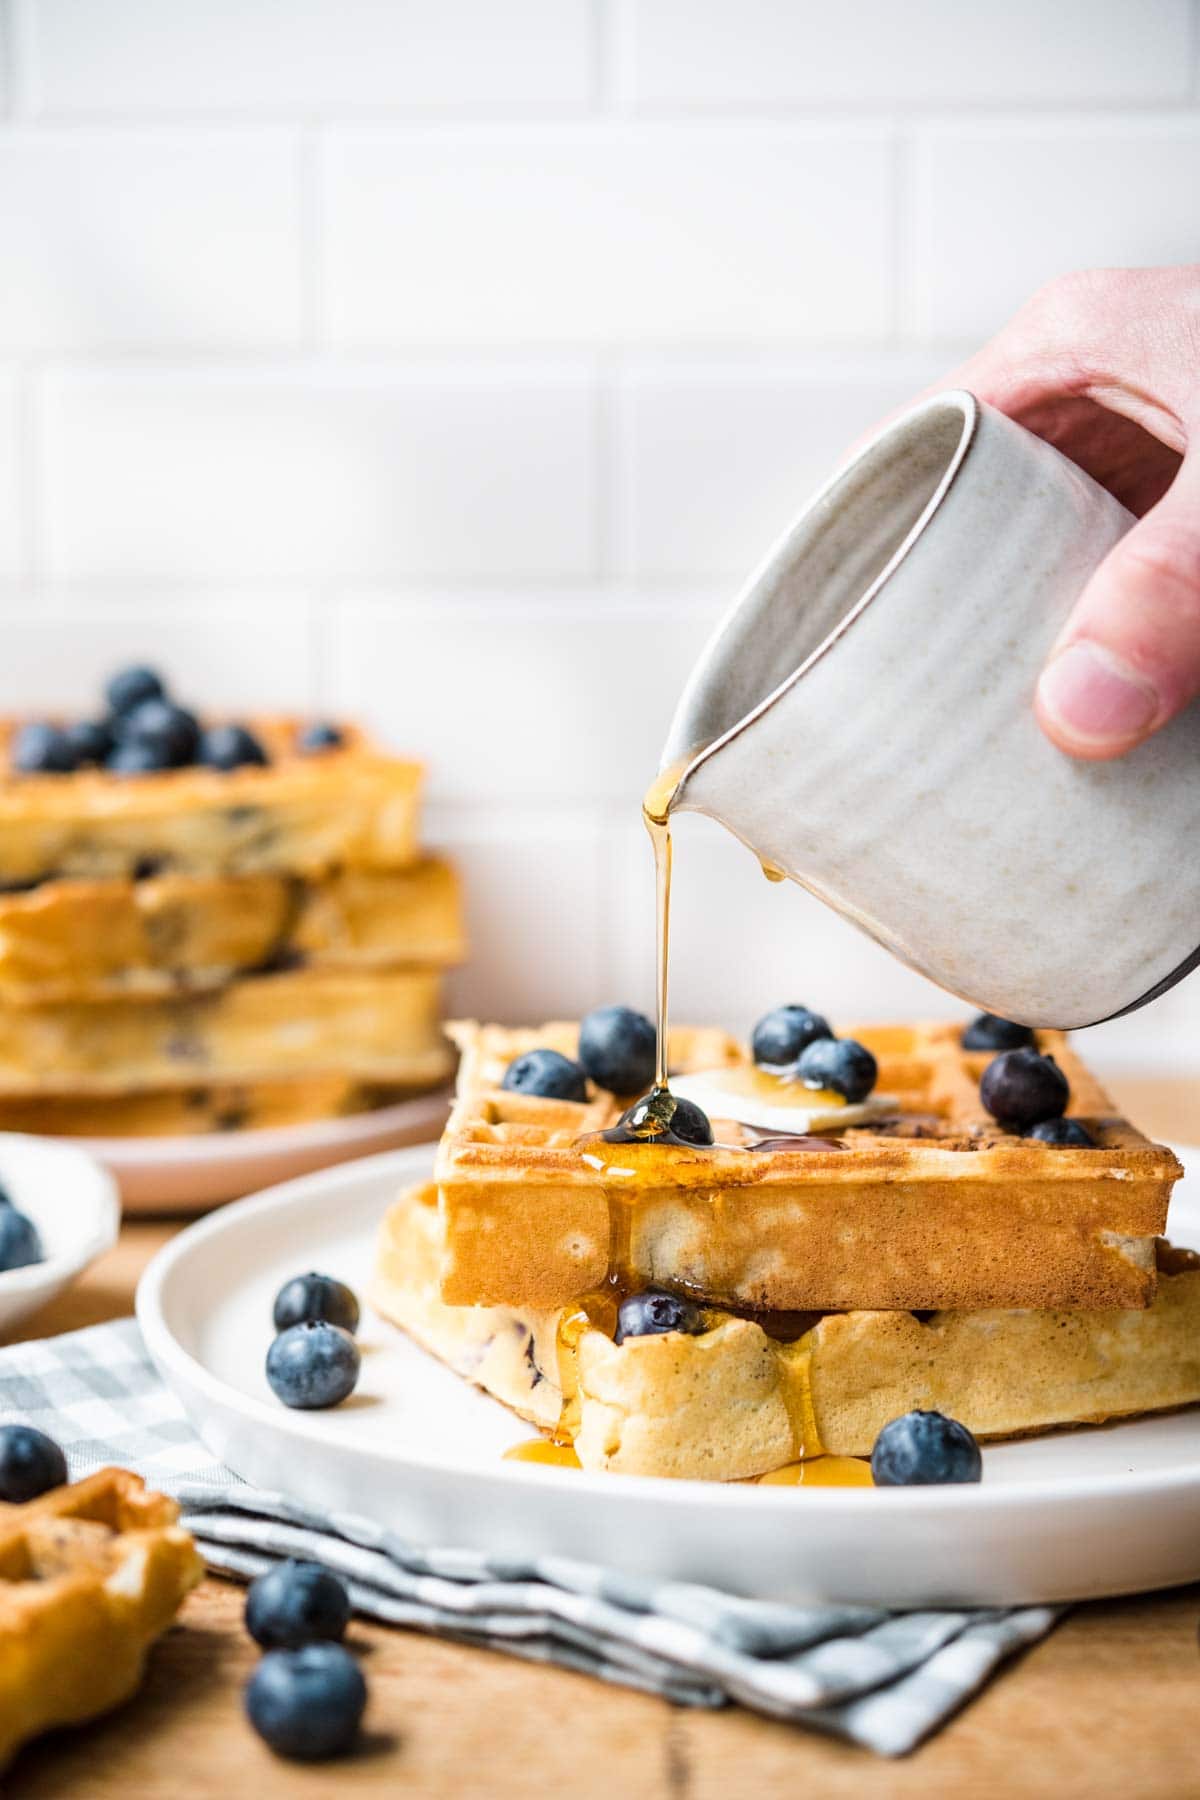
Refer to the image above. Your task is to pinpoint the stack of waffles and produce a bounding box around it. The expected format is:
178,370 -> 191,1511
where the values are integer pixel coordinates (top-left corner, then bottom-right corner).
372,1017 -> 1200,1481
0,718 -> 464,1136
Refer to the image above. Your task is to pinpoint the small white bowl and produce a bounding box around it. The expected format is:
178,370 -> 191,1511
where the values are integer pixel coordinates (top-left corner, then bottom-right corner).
0,1134 -> 120,1339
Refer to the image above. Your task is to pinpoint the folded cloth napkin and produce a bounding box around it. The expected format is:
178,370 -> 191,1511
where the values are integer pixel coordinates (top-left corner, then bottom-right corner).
0,1318 -> 1060,1757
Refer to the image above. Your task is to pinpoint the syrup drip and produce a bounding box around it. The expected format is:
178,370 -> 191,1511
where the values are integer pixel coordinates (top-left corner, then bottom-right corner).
504,1439 -> 582,1467
757,1457 -> 873,1487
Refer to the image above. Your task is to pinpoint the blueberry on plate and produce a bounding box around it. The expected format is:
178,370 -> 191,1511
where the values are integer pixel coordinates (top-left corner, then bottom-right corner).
266,1321 -> 360,1410
105,663 -> 166,717
244,1644 -> 366,1761
578,1005 -> 655,1095
116,698 -> 200,768
199,723 -> 269,772
0,1207 -> 42,1271
795,1035 -> 877,1104
750,1004 -> 832,1067
12,722 -> 77,775
106,739 -> 173,776
298,722 -> 345,753
245,1560 -> 351,1650
272,1272 -> 360,1336
980,1047 -> 1069,1132
870,1410 -> 982,1486
1025,1116 -> 1095,1147
615,1289 -> 706,1344
64,717 -> 115,766
961,1013 -> 1035,1052
501,1048 -> 588,1103
0,1424 -> 68,1501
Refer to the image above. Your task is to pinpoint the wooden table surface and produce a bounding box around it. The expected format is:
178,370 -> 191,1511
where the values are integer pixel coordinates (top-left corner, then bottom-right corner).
8,1072 -> 1200,1798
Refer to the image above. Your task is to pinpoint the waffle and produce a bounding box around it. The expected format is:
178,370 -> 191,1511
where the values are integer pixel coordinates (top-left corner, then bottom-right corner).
0,1075 -> 430,1137
0,857 -> 465,1002
373,1184 -> 1200,1481
435,1020 -> 1181,1312
0,1468 -> 202,1767
0,717 -> 421,885
0,967 -> 453,1095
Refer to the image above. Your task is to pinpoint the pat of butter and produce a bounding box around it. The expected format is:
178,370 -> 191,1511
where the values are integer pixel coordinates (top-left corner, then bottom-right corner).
670,1067 -> 897,1135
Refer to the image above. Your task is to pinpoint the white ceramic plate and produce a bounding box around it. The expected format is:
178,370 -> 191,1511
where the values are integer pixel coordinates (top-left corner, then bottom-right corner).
138,1144 -> 1200,1608
0,1134 -> 120,1338
78,1090 -> 451,1214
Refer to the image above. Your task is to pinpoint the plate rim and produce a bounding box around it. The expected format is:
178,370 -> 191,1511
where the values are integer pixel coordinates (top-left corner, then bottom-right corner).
136,1141 -> 1200,1515
0,1131 -> 121,1298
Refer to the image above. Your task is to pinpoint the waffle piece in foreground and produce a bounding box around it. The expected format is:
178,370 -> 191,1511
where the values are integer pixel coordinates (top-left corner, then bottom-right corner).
0,1468 -> 202,1768
0,716 -> 421,885
436,1020 -> 1180,1313
373,1184 -> 1200,1481
0,858 -> 465,1002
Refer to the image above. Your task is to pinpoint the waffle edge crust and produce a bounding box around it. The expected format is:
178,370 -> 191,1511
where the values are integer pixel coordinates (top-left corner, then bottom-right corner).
434,1020 -> 1181,1313
373,1184 -> 1200,1482
0,1469 -> 202,1768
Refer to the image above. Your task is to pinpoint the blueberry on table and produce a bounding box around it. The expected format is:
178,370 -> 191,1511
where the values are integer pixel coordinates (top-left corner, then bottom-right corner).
244,1644 -> 367,1761
272,1272 -> 360,1336
751,1004 -> 832,1067
266,1321 -> 360,1410
64,717 -> 115,766
501,1048 -> 589,1103
615,1289 -> 706,1344
106,740 -> 173,776
980,1047 -> 1069,1131
1025,1116 -> 1095,1146
116,699 -> 200,768
246,1560 -> 351,1650
961,1013 -> 1035,1052
298,721 -> 345,753
870,1410 -> 982,1486
0,1424 -> 68,1501
105,663 -> 166,717
199,723 -> 270,772
0,1207 -> 43,1271
578,1005 -> 656,1095
795,1035 -> 877,1104
12,722 -> 77,775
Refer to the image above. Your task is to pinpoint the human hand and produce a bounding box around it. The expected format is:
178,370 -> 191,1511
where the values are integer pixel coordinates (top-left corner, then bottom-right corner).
935,265 -> 1199,760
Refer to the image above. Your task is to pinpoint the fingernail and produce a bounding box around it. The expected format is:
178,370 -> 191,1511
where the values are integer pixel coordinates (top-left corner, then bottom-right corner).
1037,642 -> 1159,746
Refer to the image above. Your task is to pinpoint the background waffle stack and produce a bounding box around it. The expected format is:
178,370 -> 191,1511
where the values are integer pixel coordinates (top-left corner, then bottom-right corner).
372,1017 -> 1198,1482
0,707 -> 464,1137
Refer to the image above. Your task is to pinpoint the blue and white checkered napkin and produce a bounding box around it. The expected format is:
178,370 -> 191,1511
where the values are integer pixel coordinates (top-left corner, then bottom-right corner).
0,1318 -> 1060,1757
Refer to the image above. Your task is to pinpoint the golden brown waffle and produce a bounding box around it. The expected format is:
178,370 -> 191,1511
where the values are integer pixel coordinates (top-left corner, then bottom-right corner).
0,857 -> 465,1002
435,1019 -> 1181,1312
0,1468 -> 202,1767
373,1184 -> 1200,1481
0,716 -> 421,884
0,1075 -> 432,1137
0,967 -> 453,1095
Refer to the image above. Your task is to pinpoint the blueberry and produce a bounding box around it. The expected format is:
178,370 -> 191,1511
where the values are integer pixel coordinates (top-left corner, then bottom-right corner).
795,1035 -> 877,1104
272,1272 -> 360,1336
578,1005 -> 655,1095
871,1410 -> 982,1486
0,1424 -> 67,1501
116,699 -> 200,768
616,1091 -> 714,1145
298,722 -> 345,753
199,724 -> 270,772
0,1207 -> 42,1271
244,1644 -> 366,1761
961,1013 -> 1035,1052
1026,1116 -> 1095,1147
245,1560 -> 351,1650
751,1005 -> 832,1067
501,1048 -> 588,1103
64,717 -> 114,766
615,1289 -> 706,1344
105,664 -> 167,717
266,1321 -> 360,1410
12,722 -> 77,775
106,739 -> 172,776
980,1047 -> 1069,1132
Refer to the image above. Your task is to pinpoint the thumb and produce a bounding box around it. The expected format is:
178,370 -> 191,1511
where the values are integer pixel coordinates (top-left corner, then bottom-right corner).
1036,451 -> 1200,759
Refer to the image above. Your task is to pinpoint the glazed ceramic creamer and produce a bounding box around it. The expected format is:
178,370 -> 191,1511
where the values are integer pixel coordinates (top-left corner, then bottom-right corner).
657,389 -> 1200,1028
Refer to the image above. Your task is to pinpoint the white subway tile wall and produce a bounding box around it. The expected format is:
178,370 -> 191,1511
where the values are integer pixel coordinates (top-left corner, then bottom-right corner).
1,0 -> 1197,1055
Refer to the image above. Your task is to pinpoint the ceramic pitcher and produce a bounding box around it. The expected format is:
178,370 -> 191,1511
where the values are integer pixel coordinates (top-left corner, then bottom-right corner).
657,389 -> 1200,1028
